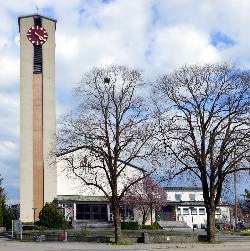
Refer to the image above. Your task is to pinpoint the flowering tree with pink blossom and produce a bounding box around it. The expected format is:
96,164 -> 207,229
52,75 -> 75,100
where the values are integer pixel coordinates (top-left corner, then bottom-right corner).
122,177 -> 167,225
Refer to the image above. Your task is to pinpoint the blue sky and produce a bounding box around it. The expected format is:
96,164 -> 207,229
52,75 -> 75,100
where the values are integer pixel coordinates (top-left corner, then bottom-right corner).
0,0 -> 250,203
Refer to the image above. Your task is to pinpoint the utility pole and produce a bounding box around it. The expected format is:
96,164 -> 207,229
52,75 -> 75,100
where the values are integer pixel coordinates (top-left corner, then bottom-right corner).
234,172 -> 237,229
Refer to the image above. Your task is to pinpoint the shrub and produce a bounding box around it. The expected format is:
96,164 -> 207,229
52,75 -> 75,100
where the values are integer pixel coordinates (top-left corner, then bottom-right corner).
140,223 -> 160,230
121,222 -> 161,230
23,225 -> 47,231
38,202 -> 66,229
121,222 -> 139,230
2,206 -> 15,230
241,229 -> 250,236
108,240 -> 132,245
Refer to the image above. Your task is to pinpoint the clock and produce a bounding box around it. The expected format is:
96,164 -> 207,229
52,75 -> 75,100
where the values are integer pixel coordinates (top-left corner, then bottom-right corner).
27,26 -> 48,45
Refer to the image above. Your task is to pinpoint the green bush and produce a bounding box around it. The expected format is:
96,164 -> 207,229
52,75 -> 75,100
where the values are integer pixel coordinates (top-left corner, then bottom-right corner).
121,222 -> 161,230
121,222 -> 139,230
108,240 -> 132,245
140,223 -> 160,230
38,202 -> 66,229
2,206 -> 15,230
241,229 -> 250,236
23,225 -> 47,231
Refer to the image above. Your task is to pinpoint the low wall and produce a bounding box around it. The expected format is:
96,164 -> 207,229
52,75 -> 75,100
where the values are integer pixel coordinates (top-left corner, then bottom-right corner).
146,232 -> 197,243
16,230 -> 197,243
0,227 -> 6,233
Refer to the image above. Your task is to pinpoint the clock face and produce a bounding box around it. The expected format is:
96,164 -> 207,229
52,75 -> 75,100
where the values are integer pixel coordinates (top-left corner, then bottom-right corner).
26,26 -> 48,45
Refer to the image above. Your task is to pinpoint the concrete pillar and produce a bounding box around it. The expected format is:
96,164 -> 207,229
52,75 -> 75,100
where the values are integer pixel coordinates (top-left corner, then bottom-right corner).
73,203 -> 76,220
107,204 -> 110,221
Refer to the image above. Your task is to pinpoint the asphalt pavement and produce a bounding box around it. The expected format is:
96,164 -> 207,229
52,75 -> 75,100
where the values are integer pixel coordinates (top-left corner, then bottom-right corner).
1,238 -> 250,251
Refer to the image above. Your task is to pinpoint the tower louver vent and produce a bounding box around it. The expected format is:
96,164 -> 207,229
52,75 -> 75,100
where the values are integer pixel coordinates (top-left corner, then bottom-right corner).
34,16 -> 41,26
33,45 -> 43,73
33,17 -> 43,74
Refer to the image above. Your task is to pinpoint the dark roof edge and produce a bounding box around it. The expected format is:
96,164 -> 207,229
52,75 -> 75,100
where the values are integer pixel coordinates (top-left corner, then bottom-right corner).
18,14 -> 57,32
167,201 -> 230,207
164,187 -> 203,191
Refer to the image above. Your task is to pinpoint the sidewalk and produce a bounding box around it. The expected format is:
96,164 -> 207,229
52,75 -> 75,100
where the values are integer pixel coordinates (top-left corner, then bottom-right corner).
1,238 -> 250,251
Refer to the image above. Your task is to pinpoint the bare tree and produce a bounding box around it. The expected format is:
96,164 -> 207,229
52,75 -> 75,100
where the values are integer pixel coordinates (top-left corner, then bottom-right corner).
57,65 -> 158,243
122,176 -> 167,225
155,64 -> 250,242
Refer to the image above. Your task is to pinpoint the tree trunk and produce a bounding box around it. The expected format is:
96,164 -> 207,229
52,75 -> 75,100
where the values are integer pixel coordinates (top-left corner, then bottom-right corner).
150,205 -> 153,225
207,209 -> 216,242
0,199 -> 3,226
142,213 -> 146,225
142,210 -> 148,225
113,200 -> 122,243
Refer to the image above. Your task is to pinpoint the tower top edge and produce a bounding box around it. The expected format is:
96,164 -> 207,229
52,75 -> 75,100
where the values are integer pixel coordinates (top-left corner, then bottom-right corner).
18,14 -> 57,32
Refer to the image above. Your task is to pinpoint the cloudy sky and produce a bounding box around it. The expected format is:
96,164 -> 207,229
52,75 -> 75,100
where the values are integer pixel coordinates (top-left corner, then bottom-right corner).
1,0 -> 250,203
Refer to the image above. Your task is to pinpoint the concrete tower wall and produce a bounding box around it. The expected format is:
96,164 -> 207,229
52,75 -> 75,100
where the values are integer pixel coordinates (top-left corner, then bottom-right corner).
42,18 -> 57,204
19,15 -> 56,222
20,16 -> 34,222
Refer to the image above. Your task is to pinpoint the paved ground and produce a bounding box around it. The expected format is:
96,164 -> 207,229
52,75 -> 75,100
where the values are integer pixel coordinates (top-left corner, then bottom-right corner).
1,238 -> 250,251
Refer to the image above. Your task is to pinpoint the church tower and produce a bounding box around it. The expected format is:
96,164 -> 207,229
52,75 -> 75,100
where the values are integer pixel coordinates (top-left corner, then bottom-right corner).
18,15 -> 57,222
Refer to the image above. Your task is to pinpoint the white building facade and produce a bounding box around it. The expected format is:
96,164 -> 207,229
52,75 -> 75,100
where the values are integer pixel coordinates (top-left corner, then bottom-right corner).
158,187 -> 231,229
57,154 -> 230,229
56,150 -> 151,226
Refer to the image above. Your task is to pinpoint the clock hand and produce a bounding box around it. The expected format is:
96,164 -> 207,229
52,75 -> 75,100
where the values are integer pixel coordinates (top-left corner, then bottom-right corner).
34,32 -> 42,38
39,37 -> 46,42
34,32 -> 46,42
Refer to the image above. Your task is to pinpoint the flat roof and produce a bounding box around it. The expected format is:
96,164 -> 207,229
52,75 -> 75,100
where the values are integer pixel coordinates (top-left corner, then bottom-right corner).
57,195 -> 109,203
18,14 -> 57,31
164,187 -> 203,191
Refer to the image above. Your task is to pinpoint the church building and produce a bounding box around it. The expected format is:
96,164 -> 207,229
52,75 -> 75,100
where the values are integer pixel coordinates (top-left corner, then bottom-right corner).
18,14 -> 231,230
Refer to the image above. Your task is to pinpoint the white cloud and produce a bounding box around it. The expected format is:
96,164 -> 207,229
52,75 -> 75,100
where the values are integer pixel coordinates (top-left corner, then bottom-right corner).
0,93 -> 19,140
146,24 -> 220,75
154,0 -> 250,68
0,141 -> 17,157
0,56 -> 19,86
0,0 -> 250,201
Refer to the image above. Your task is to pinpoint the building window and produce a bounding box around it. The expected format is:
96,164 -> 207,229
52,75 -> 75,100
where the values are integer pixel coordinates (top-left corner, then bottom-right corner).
189,193 -> 195,201
120,206 -> 134,222
215,208 -> 221,215
76,204 -> 107,221
191,208 -> 197,215
177,208 -> 181,215
183,208 -> 189,215
175,193 -> 182,201
199,208 -> 205,215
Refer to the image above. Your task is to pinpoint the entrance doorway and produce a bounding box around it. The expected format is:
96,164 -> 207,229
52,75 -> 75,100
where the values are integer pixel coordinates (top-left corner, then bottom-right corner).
76,204 -> 108,221
158,206 -> 176,221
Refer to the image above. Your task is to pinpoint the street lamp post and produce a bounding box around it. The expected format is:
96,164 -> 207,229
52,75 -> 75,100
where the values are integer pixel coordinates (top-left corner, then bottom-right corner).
32,208 -> 37,224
